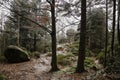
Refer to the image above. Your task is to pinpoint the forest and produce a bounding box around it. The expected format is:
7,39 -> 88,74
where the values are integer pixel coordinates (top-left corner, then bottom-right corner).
0,0 -> 120,80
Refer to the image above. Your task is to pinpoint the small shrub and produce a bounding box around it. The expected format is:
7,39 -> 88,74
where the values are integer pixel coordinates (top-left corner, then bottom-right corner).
58,38 -> 67,44
65,53 -> 75,57
65,42 -> 79,55
71,48 -> 78,55
36,41 -> 51,53
92,48 -> 101,54
57,54 -> 68,65
0,75 -> 6,80
96,51 -> 104,64
57,47 -> 64,51
30,51 -> 40,59
57,53 -> 74,66
46,52 -> 52,56
85,49 -> 94,57
66,67 -> 76,74
62,67 -> 76,74
114,44 -> 120,55
58,58 -> 71,66
34,52 -> 40,58
0,56 -> 6,62
107,45 -> 111,53
57,54 -> 66,61
84,57 -> 94,68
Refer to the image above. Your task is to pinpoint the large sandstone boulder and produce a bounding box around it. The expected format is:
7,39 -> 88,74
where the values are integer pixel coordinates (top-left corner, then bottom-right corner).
4,45 -> 30,63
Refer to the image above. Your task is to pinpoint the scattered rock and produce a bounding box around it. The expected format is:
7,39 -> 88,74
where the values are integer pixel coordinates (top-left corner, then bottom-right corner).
4,45 -> 30,63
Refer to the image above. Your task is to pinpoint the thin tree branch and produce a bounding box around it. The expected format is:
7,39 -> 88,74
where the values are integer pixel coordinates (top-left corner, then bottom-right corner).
46,0 -> 52,6
0,2 -> 52,34
57,21 -> 79,33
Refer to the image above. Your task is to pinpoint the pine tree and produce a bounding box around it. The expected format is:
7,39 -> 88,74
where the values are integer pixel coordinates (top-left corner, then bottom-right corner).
76,0 -> 86,73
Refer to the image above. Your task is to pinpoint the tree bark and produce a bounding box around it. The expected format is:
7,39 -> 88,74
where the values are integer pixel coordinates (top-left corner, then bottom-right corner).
117,0 -> 120,45
76,0 -> 86,73
50,0 -> 59,71
104,0 -> 108,67
17,16 -> 20,46
33,33 -> 37,51
111,0 -> 116,56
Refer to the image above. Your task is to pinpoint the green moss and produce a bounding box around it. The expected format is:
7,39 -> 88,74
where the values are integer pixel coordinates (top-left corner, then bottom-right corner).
0,75 -> 6,80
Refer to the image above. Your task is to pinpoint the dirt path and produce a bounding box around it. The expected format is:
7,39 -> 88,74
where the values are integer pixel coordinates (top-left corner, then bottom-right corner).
0,53 -> 106,80
0,54 -> 97,80
0,54 -> 52,80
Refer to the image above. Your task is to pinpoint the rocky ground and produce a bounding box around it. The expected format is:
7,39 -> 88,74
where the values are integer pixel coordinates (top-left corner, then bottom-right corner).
0,43 -> 120,80
0,53 -> 105,80
0,54 -> 51,80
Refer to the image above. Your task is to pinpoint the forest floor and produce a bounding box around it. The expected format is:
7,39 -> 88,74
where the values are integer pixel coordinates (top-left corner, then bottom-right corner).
0,53 -> 107,80
1,44 -> 119,80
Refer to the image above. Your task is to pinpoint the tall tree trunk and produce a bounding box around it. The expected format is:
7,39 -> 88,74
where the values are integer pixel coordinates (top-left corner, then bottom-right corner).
111,0 -> 116,56
33,8 -> 37,52
118,16 -> 120,45
50,0 -> 59,71
88,2 -> 92,49
104,0 -> 108,67
17,16 -> 20,46
33,33 -> 37,51
117,0 -> 120,44
76,0 -> 86,73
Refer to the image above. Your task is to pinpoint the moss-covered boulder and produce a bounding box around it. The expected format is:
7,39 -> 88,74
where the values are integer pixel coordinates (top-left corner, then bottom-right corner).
4,45 -> 30,63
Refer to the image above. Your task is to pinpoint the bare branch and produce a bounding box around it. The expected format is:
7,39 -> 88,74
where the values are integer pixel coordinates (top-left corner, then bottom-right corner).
57,21 -> 79,33
0,2 -> 52,34
15,11 -> 52,34
46,0 -> 52,5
